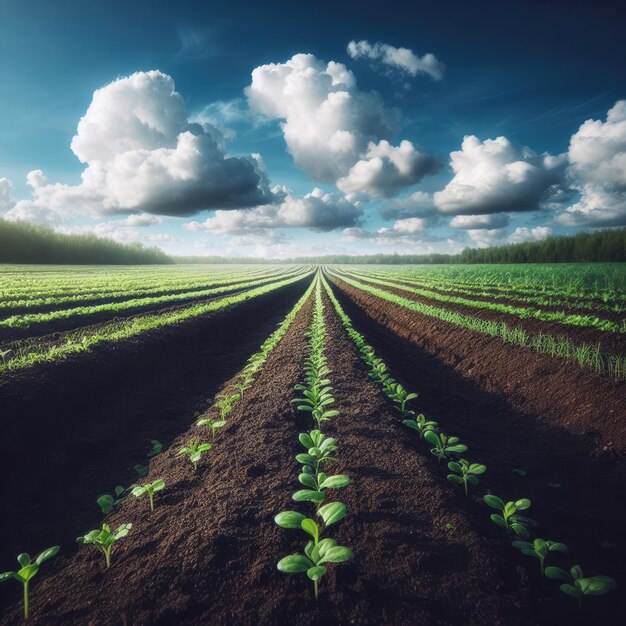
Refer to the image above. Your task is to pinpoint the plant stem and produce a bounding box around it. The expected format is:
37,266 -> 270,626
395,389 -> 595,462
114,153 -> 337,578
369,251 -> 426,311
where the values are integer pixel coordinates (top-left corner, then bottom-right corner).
314,579 -> 318,600
149,494 -> 154,512
105,547 -> 111,569
23,581 -> 29,620
464,480 -> 468,497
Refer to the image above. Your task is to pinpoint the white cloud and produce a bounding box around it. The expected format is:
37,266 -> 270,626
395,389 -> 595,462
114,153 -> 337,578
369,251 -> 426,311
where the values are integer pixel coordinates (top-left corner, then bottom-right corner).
507,226 -> 553,243
347,40 -> 445,80
246,53 -> 435,193
449,213 -> 510,229
557,100 -> 626,227
467,225 -> 552,248
6,70 -> 274,224
184,187 -> 362,234
343,217 -> 429,243
0,178 -> 15,212
336,139 -> 437,197
434,135 -> 566,216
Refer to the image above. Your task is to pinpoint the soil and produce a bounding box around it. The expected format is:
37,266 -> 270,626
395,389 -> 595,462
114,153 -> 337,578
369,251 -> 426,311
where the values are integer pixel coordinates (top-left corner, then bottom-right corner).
328,274 -> 625,623
337,271 -> 626,356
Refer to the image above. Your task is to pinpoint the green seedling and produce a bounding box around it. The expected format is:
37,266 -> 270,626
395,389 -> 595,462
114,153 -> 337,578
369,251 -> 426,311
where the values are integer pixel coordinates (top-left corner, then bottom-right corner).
545,564 -> 617,607
403,413 -> 438,439
512,538 -> 568,576
0,348 -> 12,362
447,459 -> 487,496
77,523 -> 131,569
294,460 -> 350,507
177,439 -> 212,470
275,503 -> 352,598
296,430 -> 338,476
424,430 -> 468,463
233,377 -> 252,398
483,495 -> 536,539
0,546 -> 59,620
293,385 -> 338,429
387,383 -> 418,415
134,463 -> 148,477
131,479 -> 165,512
147,439 -> 162,458
196,416 -> 227,439
215,392 -> 239,419
96,485 -> 126,515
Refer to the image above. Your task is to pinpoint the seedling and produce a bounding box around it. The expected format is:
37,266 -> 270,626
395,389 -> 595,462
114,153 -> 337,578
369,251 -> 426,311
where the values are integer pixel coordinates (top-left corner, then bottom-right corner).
387,383 -> 418,415
0,546 -> 59,620
147,439 -> 162,458
296,430 -> 338,476
447,459 -> 487,496
77,523 -> 131,569
215,392 -> 239,419
403,413 -> 438,439
134,463 -> 148,477
275,503 -> 352,598
233,377 -> 252,398
132,479 -> 165,512
545,564 -> 617,607
196,416 -> 227,439
96,485 -> 126,515
293,385 -> 338,429
483,495 -> 536,539
177,439 -> 212,470
512,538 -> 568,576
424,430 -> 468,463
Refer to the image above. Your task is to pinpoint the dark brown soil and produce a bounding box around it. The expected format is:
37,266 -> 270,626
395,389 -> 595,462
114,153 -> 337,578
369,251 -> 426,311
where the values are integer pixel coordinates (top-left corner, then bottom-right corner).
328,274 -> 625,623
0,277 -> 309,578
339,271 -> 626,356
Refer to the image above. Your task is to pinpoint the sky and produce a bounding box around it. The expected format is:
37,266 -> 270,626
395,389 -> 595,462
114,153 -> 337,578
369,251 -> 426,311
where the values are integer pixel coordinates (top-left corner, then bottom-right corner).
0,0 -> 625,258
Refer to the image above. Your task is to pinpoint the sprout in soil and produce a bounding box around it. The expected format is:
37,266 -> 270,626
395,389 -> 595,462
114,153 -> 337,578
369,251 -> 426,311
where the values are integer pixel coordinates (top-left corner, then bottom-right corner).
402,413 -> 438,439
96,485 -> 126,515
147,439 -> 162,458
483,495 -> 537,539
77,523 -> 131,569
196,416 -> 227,440
0,546 -> 59,620
424,430 -> 468,463
132,479 -> 165,512
545,564 -> 617,607
447,459 -> 487,496
512,538 -> 568,576
177,439 -> 212,470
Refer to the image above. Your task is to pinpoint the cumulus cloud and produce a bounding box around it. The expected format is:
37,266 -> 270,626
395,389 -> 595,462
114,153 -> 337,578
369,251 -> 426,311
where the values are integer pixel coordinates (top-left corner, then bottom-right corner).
343,217 -> 429,243
557,100 -> 626,227
0,178 -> 14,212
246,53 -> 435,196
184,187 -> 362,234
347,40 -> 445,80
337,139 -> 438,197
449,213 -> 510,229
434,135 -> 567,216
508,226 -> 552,243
6,70 -> 274,224
467,225 -> 552,248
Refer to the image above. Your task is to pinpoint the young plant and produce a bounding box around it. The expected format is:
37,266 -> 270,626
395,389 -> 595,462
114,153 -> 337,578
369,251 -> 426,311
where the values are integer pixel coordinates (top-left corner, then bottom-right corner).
215,392 -> 239,419
131,479 -> 165,512
96,485 -> 126,515
447,459 -> 487,496
133,463 -> 148,477
387,383 -> 418,415
0,546 -> 59,620
275,503 -> 352,598
403,413 -> 438,439
424,430 -> 468,463
196,416 -> 227,439
483,495 -> 536,539
545,564 -> 617,607
77,523 -> 131,569
146,439 -> 162,458
177,439 -> 212,470
512,538 -> 568,576
293,385 -> 338,429
233,377 -> 252,398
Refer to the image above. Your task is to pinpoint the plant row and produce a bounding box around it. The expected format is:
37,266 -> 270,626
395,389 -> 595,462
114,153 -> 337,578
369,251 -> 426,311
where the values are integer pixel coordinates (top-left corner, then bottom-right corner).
329,271 -> 626,381
275,276 -> 352,599
0,270 -> 312,374
321,274 -> 617,609
340,269 -> 623,334
0,277 -> 318,621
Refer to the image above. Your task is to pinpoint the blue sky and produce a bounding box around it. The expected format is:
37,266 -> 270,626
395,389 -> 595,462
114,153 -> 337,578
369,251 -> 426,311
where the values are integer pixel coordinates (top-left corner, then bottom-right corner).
0,0 -> 624,257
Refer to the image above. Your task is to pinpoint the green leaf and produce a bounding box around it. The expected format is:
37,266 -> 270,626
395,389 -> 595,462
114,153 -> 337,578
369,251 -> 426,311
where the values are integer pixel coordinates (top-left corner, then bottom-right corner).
322,410 -> 340,419
447,444 -> 468,453
511,523 -> 531,539
275,511 -> 306,529
292,489 -> 325,503
318,502 -> 347,527
306,566 -> 327,581
35,546 -> 59,565
299,433 -> 314,448
490,514 -> 507,530
424,430 -> 440,446
447,462 -> 462,473
0,572 -> 16,583
484,495 -> 505,510
319,546 -> 353,564
298,473 -> 317,489
301,518 -> 319,542
447,475 -> 463,485
277,554 -> 313,573
515,498 -> 531,511
17,554 -> 30,568
319,475 -> 350,489
131,485 -> 145,497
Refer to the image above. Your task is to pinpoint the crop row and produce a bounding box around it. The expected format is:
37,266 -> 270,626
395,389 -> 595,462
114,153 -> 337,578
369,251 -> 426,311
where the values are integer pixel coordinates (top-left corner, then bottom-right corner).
0,268 -> 283,313
275,276 -> 352,598
0,268 -> 306,330
351,268 -> 625,316
0,275 -> 317,621
339,268 -> 624,334
329,270 -> 626,381
0,270 -> 312,374
321,274 -> 617,609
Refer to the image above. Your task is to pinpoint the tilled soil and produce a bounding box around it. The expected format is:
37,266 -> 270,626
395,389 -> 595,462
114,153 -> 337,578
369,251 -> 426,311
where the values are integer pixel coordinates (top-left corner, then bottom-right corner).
0,278 -> 309,577
337,271 -> 626,356
328,274 -> 625,624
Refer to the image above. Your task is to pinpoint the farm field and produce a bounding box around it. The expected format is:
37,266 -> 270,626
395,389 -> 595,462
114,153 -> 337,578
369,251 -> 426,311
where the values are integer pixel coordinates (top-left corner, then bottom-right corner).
0,263 -> 624,625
